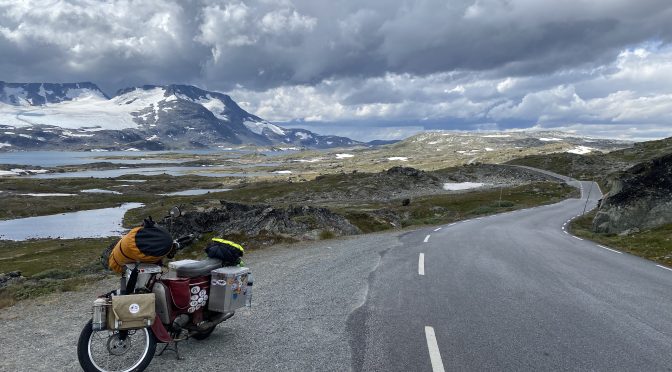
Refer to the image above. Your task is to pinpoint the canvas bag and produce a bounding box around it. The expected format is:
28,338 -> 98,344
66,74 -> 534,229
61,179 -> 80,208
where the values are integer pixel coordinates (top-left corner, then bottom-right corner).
107,293 -> 156,330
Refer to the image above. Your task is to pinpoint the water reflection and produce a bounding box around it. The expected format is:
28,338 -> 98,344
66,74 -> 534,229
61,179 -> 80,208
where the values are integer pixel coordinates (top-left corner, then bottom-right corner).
0,202 -> 144,241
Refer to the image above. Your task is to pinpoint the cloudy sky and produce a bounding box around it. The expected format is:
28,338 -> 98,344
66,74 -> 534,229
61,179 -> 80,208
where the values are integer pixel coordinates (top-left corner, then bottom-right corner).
1,0 -> 672,141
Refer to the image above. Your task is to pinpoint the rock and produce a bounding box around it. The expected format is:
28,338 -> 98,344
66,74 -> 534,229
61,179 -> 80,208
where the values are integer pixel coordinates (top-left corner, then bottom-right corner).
593,153 -> 672,234
166,201 -> 361,244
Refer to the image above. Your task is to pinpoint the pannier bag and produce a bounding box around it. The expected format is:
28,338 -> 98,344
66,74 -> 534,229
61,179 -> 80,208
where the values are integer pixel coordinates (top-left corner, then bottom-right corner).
205,238 -> 244,266
108,219 -> 173,273
107,293 -> 156,330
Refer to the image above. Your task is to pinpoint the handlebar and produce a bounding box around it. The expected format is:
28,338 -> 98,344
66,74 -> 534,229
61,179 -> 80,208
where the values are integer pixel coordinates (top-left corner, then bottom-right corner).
173,234 -> 196,250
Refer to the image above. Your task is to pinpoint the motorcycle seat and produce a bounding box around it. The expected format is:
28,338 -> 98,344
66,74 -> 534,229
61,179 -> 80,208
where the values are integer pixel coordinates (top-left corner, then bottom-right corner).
174,258 -> 222,278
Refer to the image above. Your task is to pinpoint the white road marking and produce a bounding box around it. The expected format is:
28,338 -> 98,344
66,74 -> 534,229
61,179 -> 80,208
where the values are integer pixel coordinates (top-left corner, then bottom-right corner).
656,265 -> 672,273
597,245 -> 622,254
573,236 -> 583,241
424,235 -> 430,243
476,217 -> 483,220
564,231 -> 569,234
434,227 -> 442,232
425,326 -> 446,372
449,223 -> 456,226
419,253 -> 425,275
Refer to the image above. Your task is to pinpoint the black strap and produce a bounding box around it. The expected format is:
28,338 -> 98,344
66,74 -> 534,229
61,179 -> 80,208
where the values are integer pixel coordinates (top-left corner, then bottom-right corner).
125,263 -> 139,294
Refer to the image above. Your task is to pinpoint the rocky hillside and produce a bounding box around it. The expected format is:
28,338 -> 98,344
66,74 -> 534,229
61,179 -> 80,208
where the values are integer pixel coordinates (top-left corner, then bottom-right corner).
168,201 -> 361,245
0,82 -> 359,151
593,152 -> 672,234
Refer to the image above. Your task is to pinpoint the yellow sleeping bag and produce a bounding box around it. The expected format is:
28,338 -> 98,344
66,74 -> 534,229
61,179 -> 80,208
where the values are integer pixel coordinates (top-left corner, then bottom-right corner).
108,220 -> 173,273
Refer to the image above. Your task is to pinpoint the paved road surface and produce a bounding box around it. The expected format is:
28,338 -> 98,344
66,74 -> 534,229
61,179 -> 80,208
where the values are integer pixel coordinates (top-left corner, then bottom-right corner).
349,179 -> 672,371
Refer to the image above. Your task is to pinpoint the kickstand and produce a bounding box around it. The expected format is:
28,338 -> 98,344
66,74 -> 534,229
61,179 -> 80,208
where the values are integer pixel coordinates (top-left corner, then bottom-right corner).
157,341 -> 184,360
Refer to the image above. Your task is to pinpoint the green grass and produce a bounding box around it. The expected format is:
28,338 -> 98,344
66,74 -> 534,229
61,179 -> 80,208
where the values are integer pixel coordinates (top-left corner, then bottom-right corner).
0,238 -> 117,277
570,211 -> 672,266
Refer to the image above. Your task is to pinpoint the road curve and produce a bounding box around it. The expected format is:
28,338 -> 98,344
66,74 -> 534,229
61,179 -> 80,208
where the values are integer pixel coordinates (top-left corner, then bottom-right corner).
347,178 -> 672,371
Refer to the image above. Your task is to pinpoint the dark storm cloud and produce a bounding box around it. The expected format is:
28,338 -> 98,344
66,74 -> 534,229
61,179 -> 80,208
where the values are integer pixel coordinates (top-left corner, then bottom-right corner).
2,0 -> 671,92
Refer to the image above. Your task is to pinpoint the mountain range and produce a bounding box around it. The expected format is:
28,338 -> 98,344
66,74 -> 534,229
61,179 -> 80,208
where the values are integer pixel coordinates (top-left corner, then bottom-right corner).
0,81 -> 359,151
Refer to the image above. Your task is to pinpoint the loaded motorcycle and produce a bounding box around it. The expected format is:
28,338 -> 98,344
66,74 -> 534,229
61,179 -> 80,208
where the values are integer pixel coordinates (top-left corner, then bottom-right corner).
77,207 -> 252,372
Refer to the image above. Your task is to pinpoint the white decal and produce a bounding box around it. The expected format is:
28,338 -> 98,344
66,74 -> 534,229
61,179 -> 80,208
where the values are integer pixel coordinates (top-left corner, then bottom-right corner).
129,303 -> 140,314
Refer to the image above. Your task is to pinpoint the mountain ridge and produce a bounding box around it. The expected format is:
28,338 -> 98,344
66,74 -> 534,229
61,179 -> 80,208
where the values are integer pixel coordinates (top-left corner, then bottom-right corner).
0,81 -> 359,151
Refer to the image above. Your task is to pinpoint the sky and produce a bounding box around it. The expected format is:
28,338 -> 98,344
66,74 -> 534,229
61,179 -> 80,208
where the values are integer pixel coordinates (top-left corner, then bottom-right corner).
1,0 -> 672,141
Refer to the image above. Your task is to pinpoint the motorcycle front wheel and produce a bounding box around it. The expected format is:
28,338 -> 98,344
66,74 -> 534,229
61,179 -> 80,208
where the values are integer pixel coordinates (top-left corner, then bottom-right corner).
77,319 -> 157,372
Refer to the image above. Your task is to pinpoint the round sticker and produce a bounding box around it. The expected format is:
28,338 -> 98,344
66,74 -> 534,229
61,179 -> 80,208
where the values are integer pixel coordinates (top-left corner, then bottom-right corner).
191,286 -> 200,294
199,289 -> 206,297
188,306 -> 196,313
191,294 -> 198,301
190,300 -> 198,307
129,303 -> 140,314
198,297 -> 204,304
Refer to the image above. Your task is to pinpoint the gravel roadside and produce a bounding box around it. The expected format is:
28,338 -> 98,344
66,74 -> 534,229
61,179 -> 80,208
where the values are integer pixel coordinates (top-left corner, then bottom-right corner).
0,230 -> 404,372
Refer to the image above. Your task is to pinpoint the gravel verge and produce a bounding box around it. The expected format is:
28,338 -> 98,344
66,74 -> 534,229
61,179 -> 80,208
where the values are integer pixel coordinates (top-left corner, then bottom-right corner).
0,230 -> 403,372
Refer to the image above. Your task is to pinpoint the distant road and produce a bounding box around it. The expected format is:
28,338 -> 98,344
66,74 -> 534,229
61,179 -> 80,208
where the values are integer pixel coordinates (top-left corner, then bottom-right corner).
348,176 -> 672,371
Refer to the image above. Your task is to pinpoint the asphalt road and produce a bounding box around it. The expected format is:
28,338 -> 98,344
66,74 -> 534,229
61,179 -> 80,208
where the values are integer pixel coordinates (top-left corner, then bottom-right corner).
349,179 -> 672,371
3,175 -> 672,371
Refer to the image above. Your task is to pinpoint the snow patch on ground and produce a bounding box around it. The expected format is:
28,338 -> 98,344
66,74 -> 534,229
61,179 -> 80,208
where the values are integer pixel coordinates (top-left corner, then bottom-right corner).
539,138 -> 562,142
82,189 -> 122,195
443,182 -> 485,190
273,170 -> 292,174
482,134 -> 511,138
484,148 -> 494,151
567,146 -> 595,154
294,158 -> 323,163
335,153 -> 354,159
295,132 -> 311,140
0,142 -> 11,148
387,157 -> 408,161
243,120 -> 286,136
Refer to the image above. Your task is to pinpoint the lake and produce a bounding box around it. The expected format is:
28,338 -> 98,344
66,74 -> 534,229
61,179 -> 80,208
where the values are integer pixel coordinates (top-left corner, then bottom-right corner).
0,203 -> 144,241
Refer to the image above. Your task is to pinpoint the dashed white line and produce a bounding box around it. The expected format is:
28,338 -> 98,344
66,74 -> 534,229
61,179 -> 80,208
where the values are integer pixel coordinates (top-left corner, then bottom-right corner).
597,245 -> 622,254
448,223 -> 456,226
656,264 -> 672,273
564,231 -> 569,234
424,235 -> 430,243
573,236 -> 583,241
434,227 -> 442,232
425,326 -> 445,372
419,253 -> 425,275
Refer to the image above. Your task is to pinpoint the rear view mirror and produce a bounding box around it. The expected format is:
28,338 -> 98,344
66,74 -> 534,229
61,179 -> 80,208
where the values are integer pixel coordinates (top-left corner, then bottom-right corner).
169,206 -> 181,218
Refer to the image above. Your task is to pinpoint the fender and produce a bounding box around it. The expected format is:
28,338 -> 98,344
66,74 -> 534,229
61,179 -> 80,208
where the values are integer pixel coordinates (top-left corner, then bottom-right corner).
151,315 -> 173,343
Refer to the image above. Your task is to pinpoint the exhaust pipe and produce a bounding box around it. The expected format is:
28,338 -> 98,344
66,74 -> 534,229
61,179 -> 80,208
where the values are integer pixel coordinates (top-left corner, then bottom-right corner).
194,312 -> 235,333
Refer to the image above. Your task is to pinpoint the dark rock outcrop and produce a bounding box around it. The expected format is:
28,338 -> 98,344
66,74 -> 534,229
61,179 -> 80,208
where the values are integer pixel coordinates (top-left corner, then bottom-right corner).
168,201 -> 361,243
593,153 -> 672,234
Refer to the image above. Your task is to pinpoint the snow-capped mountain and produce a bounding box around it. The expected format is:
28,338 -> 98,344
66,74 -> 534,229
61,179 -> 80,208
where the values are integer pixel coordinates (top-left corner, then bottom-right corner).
0,82 -> 108,106
0,82 -> 359,151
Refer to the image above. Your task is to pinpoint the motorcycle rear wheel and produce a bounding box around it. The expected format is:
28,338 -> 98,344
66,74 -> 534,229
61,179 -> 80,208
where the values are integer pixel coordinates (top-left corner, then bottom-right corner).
77,319 -> 157,372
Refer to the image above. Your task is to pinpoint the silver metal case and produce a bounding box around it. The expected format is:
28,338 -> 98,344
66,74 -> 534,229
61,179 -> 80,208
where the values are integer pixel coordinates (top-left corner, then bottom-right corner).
208,267 -> 250,313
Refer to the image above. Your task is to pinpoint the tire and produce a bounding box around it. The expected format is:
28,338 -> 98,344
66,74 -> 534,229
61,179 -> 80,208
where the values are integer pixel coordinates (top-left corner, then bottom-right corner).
191,324 -> 217,340
77,319 -> 157,372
